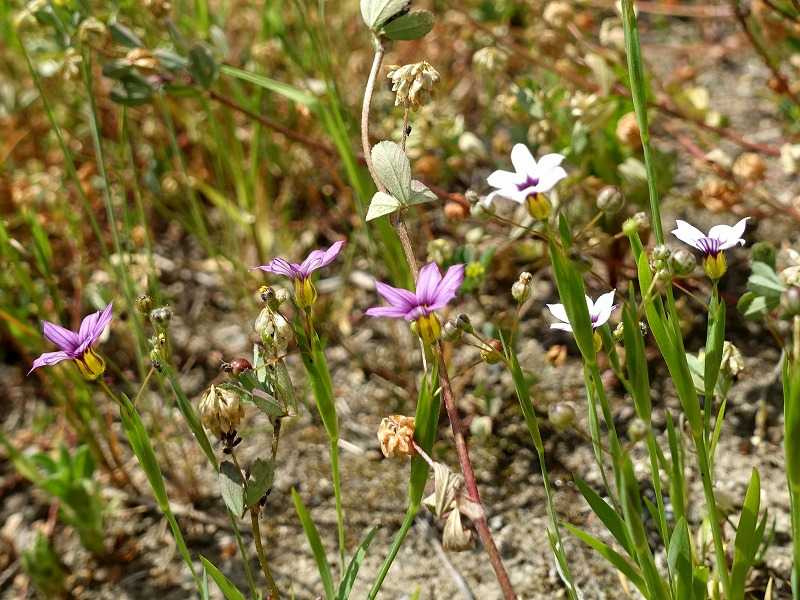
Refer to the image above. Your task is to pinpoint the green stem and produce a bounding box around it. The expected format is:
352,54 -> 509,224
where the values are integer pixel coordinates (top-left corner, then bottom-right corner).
696,434 -> 731,595
367,507 -> 418,599
251,509 -> 280,598
330,438 -> 346,572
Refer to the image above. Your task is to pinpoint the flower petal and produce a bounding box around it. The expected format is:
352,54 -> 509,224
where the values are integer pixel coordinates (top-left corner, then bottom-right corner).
29,351 -> 72,374
671,220 -> 706,249
42,321 -> 79,352
375,281 -> 417,310
531,166 -> 567,194
546,303 -> 569,323
415,262 -> 443,306
430,264 -> 465,308
298,240 -> 346,276
535,153 -> 566,172
709,217 -> 749,250
78,303 -> 113,346
592,290 -> 616,320
254,257 -> 298,279
365,305 -> 412,319
550,322 -> 574,332
510,143 -> 537,175
486,169 -> 519,189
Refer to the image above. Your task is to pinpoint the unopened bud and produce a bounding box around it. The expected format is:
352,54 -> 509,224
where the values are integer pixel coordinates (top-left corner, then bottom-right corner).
480,339 -> 504,364
655,268 -> 672,286
255,307 -> 293,356
627,417 -> 648,442
135,294 -> 153,315
511,272 -> 533,303
455,313 -> 473,334
150,306 -> 172,325
596,186 -> 624,214
377,415 -> 416,459
651,244 -> 671,262
782,287 -> 800,317
548,402 -> 576,430
670,248 -> 697,276
442,320 -> 462,342
259,285 -> 288,310
623,211 -> 649,236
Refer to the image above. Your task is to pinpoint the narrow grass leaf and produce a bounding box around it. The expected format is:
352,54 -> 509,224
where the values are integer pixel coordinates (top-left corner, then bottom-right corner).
563,524 -> 646,595
730,468 -> 761,600
337,527 -> 378,599
292,488 -> 335,600
199,556 -> 246,600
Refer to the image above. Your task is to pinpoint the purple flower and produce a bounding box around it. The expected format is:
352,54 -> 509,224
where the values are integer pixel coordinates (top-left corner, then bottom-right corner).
254,240 -> 346,281
366,262 -> 465,325
253,240 -> 345,308
29,303 -> 113,379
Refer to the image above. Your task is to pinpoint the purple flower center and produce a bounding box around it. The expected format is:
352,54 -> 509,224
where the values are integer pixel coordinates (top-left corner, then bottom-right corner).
696,237 -> 722,257
516,175 -> 540,191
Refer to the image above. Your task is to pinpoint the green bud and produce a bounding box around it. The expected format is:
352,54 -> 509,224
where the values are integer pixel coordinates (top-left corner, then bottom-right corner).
622,211 -> 649,236
670,248 -> 697,276
442,320 -> 462,342
150,306 -> 172,325
548,402 -> 576,430
511,272 -> 533,303
135,294 -> 153,315
596,186 -> 624,214
455,313 -> 473,334
651,244 -> 671,262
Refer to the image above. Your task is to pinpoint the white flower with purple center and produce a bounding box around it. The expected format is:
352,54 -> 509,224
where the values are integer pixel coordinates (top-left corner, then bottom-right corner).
547,291 -> 616,333
483,143 -> 567,210
366,262 -> 465,344
671,218 -> 748,279
29,303 -> 113,380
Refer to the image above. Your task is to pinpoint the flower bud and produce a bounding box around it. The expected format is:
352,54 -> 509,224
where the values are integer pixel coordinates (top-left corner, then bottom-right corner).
150,306 -> 172,325
377,415 -> 416,459
782,287 -> 800,317
670,248 -> 697,276
294,277 -> 317,309
622,211 -> 648,236
627,417 -> 648,442
442,320 -> 462,342
651,244 -> 671,262
596,186 -> 625,214
480,339 -> 504,364
548,402 -> 576,430
703,253 -> 727,280
199,385 -> 244,439
455,313 -> 473,334
655,268 -> 672,287
259,285 -> 288,310
511,272 -> 533,304
526,193 -> 552,221
135,294 -> 153,315
255,307 -> 293,356
427,238 -> 454,265
76,348 -> 106,381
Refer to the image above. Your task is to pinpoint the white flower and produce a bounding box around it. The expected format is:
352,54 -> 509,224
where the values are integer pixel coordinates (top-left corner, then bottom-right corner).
671,218 -> 748,256
483,144 -> 567,207
547,291 -> 616,333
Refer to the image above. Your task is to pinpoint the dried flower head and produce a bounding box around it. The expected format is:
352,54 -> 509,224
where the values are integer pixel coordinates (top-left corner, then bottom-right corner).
720,341 -> 744,377
199,385 -> 244,439
377,415 -> 416,459
732,153 -> 766,183
125,48 -> 159,73
616,112 -> 641,148
472,47 -> 507,73
387,62 -> 440,110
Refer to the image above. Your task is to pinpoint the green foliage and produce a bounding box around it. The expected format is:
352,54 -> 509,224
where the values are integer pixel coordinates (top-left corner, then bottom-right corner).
21,533 -> 67,599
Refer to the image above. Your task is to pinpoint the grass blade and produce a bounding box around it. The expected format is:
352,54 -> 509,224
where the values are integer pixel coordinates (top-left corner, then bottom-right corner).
292,488 -> 335,600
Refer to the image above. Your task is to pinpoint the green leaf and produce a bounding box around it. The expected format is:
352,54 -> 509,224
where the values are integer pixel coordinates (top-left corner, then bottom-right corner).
667,518 -> 696,600
109,22 -> 143,48
409,364 -> 440,507
337,527 -> 378,599
360,0 -> 410,29
220,65 -> 318,107
563,524 -> 646,594
622,298 -> 651,422
748,262 -> 785,298
382,10 -> 434,40
704,290 -> 726,406
199,556 -> 246,600
409,179 -> 437,205
188,44 -> 218,88
574,478 -> 634,557
250,389 -> 286,417
736,291 -> 776,320
245,458 -> 275,509
366,191 -> 401,221
548,240 -> 594,361
292,488 -> 335,600
371,141 -> 412,203
219,461 -> 245,517
730,468 -> 761,600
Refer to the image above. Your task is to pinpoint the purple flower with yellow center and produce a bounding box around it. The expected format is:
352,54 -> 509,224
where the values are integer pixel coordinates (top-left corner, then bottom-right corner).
253,240 -> 345,308
484,144 -> 567,220
671,218 -> 748,279
366,262 -> 466,344
29,303 -> 113,380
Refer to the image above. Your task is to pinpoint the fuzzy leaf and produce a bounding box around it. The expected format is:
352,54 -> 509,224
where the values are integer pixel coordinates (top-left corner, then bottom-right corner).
408,179 -> 437,205
360,0 -> 410,29
382,10 -> 434,40
366,192 -> 401,221
219,462 -> 245,517
371,141 -> 411,203
188,44 -> 218,88
245,458 -> 275,509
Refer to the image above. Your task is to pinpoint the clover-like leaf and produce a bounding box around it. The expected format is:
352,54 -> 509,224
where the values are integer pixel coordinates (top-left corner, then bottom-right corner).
372,141 -> 412,203
250,389 -> 285,417
408,179 -> 437,205
245,458 -> 275,509
366,192 -> 401,221
383,10 -> 434,40
360,0 -> 410,30
219,461 -> 245,517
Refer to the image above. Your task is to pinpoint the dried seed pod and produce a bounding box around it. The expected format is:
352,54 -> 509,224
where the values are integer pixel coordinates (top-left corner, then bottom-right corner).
377,415 -> 416,459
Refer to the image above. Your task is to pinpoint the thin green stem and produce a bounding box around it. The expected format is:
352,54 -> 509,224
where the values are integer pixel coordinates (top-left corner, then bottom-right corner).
330,438 -> 346,571
367,507 -> 418,599
695,434 -> 731,594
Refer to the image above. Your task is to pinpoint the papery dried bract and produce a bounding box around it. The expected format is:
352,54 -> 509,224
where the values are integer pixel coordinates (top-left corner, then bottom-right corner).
377,415 -> 416,458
